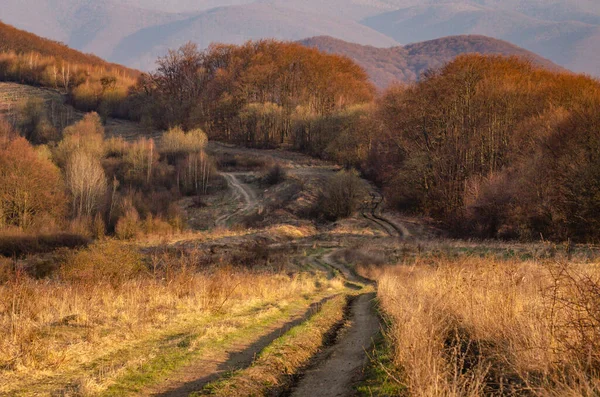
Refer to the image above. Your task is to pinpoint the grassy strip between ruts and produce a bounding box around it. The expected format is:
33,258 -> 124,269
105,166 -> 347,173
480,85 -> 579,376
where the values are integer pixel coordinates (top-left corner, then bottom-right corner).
99,290 -> 344,397
195,293 -> 351,396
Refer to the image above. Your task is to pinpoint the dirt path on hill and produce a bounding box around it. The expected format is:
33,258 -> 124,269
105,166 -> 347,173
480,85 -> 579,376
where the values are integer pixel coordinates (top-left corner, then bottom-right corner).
288,292 -> 379,397
215,172 -> 260,226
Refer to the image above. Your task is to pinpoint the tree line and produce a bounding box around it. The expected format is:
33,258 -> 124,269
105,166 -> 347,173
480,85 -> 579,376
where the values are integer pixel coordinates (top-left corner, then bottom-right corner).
0,21 -> 139,120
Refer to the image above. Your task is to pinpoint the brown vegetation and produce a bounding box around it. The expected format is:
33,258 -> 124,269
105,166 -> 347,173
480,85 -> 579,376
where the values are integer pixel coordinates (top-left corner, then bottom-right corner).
370,55 -> 600,242
135,40 -> 374,147
0,240 -> 342,395
0,112 -> 216,247
360,255 -> 600,395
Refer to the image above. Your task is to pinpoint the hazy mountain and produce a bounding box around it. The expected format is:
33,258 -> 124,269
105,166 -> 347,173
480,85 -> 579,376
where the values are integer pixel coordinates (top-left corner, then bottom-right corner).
0,0 -> 184,62
362,1 -> 600,76
1,0 -> 599,76
300,35 -> 563,89
110,3 -> 399,70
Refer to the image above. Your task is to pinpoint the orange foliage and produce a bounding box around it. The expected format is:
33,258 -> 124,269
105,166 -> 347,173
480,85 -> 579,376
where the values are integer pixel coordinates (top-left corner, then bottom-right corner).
372,54 -> 600,241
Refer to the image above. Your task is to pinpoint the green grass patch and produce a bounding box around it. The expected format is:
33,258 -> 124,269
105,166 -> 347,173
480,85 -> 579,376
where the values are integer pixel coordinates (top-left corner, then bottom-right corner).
99,294 -> 340,396
196,294 -> 351,396
356,332 -> 407,397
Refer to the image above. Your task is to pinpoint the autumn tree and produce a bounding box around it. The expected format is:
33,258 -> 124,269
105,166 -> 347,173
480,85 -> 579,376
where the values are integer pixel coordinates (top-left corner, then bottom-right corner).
372,54 -> 600,241
0,136 -> 66,230
160,127 -> 212,195
65,150 -> 107,219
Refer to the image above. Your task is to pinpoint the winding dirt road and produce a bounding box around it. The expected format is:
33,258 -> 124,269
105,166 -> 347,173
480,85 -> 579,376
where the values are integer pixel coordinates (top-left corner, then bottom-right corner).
285,252 -> 381,397
215,172 -> 260,226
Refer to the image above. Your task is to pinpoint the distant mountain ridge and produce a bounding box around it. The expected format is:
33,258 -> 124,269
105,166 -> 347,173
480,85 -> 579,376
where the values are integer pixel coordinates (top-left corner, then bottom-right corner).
300,35 -> 563,89
1,0 -> 598,76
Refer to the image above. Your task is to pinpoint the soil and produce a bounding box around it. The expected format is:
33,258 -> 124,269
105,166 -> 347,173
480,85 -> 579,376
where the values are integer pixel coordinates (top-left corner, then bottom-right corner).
288,293 -> 379,397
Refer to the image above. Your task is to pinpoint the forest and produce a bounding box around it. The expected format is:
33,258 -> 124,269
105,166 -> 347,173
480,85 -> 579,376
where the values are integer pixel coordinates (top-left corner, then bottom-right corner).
135,43 -> 600,242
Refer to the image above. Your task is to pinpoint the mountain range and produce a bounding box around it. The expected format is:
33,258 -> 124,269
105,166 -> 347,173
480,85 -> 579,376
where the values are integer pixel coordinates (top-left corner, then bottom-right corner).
300,35 -> 563,89
1,0 -> 598,80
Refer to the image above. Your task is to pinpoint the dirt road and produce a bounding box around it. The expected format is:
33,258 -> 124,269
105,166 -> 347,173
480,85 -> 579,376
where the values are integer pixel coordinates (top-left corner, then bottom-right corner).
215,172 -> 260,226
288,293 -> 379,397
145,298 -> 332,397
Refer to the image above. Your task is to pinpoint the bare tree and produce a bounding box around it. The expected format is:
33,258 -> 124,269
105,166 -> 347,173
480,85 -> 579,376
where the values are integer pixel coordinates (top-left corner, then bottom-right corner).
66,151 -> 107,218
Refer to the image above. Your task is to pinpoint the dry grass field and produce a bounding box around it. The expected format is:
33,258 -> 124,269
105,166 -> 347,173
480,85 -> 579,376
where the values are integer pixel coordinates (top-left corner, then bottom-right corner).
0,240 -> 347,396
359,253 -> 600,396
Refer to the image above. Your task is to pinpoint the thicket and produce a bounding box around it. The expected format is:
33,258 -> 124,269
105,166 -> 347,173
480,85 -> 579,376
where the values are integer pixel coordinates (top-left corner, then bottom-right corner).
0,112 -> 215,248
134,40 -> 374,148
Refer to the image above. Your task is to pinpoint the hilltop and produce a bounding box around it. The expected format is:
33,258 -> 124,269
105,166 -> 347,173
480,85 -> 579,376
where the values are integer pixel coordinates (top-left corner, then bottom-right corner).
300,35 -> 563,88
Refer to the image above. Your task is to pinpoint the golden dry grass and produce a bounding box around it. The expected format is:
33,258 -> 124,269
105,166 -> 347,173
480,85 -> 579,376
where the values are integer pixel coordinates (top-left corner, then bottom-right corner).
0,240 -> 344,396
360,256 -> 600,396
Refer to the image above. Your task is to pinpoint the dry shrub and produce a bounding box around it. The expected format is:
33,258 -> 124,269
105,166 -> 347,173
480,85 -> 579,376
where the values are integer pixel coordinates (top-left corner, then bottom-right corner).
60,240 -> 143,285
160,126 -> 207,159
317,169 -> 367,221
114,203 -> 141,240
367,256 -> 600,395
0,256 -> 14,283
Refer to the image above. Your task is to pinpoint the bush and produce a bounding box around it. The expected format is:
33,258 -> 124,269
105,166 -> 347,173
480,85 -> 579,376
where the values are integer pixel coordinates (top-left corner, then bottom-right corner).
160,126 -> 207,159
262,163 -> 286,186
0,257 -> 14,283
317,170 -> 367,221
115,206 -> 141,240
60,240 -> 144,285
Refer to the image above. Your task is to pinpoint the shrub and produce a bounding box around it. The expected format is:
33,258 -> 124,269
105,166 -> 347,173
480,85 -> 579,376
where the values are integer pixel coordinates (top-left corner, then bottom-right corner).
53,112 -> 105,167
317,170 -> 367,221
0,257 -> 14,283
262,163 -> 286,186
160,126 -> 207,159
115,206 -> 141,240
60,240 -> 144,285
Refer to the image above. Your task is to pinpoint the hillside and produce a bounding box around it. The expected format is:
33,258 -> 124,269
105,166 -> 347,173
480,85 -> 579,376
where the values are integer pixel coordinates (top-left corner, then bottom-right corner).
0,21 -> 138,76
300,35 -> 563,89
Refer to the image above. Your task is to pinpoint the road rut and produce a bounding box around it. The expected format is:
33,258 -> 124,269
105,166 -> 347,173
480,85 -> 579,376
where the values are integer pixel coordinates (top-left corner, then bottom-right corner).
288,293 -> 379,397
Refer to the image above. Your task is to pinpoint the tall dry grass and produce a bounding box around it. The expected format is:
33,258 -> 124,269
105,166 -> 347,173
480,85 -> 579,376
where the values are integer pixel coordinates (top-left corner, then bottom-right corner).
0,240 -> 340,394
361,256 -> 600,396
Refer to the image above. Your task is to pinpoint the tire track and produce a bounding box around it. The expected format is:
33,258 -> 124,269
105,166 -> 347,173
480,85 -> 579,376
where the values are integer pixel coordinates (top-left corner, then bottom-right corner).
361,192 -> 410,238
215,173 -> 260,227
